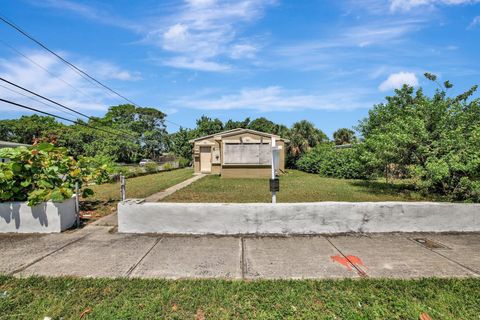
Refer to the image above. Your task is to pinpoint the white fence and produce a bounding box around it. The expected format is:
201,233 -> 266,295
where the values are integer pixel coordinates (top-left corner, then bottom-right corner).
0,196 -> 77,233
118,201 -> 480,234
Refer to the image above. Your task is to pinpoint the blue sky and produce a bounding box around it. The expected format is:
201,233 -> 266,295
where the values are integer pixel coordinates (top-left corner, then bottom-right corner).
0,0 -> 479,137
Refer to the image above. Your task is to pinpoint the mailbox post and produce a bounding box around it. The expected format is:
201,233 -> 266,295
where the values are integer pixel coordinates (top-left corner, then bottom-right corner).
270,137 -> 280,204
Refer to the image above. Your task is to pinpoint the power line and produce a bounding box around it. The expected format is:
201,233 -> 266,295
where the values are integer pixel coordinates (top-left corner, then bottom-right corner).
0,39 -> 102,105
0,83 -> 79,119
0,77 -> 136,138
0,77 -> 91,119
0,14 -> 184,129
0,98 -> 137,140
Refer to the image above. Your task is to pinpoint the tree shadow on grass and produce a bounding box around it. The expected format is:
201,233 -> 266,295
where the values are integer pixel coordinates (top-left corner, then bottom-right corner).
80,199 -> 117,219
348,179 -> 427,200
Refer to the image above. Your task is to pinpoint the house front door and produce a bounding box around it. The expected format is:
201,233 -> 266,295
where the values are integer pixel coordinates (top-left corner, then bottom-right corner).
200,146 -> 212,173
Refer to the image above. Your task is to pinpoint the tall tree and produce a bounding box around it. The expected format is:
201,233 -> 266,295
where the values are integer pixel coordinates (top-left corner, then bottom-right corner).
333,128 -> 357,145
170,127 -> 194,161
224,117 -> 250,130
194,115 -> 224,137
247,117 -> 277,133
0,115 -> 62,144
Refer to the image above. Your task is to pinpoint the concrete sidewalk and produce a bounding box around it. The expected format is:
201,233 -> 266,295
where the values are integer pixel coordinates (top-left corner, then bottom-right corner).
1,225 -> 479,279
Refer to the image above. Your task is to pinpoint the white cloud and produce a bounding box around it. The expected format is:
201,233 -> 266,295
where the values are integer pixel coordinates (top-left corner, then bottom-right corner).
389,0 -> 480,11
172,86 -> 373,111
468,16 -> 480,29
229,44 -> 259,59
0,51 -> 139,115
90,61 -> 142,81
28,0 -> 275,72
146,0 -> 275,71
161,57 -> 231,72
186,0 -> 217,7
27,0 -> 141,32
379,72 -> 419,91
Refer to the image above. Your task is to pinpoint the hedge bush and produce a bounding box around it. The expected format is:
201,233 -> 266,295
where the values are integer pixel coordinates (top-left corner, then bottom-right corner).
297,143 -> 367,179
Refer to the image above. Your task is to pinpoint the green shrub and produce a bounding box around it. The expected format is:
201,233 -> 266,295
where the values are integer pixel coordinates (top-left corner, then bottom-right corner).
113,165 -> 130,177
297,143 -> 367,179
144,162 -> 158,173
178,157 -> 190,168
357,76 -> 480,201
162,163 -> 173,171
0,143 -> 109,206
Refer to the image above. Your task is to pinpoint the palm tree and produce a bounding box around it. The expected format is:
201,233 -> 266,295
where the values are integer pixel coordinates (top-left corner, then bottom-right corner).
287,121 -> 328,166
333,128 -> 356,145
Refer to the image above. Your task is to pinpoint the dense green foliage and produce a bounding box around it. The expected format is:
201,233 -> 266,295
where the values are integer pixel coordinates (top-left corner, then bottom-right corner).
297,143 -> 366,179
358,74 -> 480,201
0,104 -> 168,163
0,143 -> 110,206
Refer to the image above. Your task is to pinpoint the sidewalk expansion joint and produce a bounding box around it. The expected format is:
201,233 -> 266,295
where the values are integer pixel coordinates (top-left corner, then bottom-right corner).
9,232 -> 91,276
406,237 -> 480,276
125,237 -> 162,277
240,237 -> 246,279
325,237 -> 368,277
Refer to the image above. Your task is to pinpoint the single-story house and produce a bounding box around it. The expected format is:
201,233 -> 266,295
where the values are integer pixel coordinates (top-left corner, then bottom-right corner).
0,140 -> 30,163
190,128 -> 289,178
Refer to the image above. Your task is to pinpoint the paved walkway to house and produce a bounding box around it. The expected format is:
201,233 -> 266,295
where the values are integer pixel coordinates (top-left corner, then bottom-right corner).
1,224 -> 479,279
144,173 -> 206,202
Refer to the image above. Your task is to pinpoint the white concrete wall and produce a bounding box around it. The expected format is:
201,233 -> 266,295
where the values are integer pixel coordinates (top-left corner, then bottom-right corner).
118,201 -> 480,234
0,196 -> 76,233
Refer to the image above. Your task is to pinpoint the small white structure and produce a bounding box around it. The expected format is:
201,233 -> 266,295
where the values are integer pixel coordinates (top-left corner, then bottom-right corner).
0,140 -> 30,163
0,196 -> 77,233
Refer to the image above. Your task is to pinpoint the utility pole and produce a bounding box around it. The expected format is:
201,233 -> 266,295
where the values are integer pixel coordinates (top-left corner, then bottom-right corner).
270,137 -> 280,204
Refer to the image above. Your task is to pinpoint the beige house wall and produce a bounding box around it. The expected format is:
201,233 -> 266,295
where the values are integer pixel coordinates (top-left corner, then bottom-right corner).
221,166 -> 271,178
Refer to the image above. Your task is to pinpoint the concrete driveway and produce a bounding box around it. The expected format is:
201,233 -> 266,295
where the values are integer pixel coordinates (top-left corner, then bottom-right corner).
1,225 -> 479,279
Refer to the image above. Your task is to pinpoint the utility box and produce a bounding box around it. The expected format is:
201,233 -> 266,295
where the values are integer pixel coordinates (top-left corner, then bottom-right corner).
269,178 -> 280,192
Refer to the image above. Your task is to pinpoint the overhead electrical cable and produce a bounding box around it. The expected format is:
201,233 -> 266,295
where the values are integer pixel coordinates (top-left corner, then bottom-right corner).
0,98 -> 137,140
0,77 -> 137,137
0,14 -> 184,128
0,39 -> 103,105
0,83 -> 79,119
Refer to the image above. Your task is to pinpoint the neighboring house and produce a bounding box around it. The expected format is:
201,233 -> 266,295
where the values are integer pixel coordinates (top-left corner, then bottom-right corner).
190,128 -> 289,178
0,141 -> 30,163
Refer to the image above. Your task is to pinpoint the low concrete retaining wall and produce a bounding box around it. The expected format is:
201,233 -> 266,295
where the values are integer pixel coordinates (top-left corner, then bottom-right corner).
118,201 -> 480,234
0,196 -> 76,233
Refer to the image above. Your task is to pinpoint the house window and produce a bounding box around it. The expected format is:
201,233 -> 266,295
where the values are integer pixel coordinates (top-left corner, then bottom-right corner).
223,143 -> 271,165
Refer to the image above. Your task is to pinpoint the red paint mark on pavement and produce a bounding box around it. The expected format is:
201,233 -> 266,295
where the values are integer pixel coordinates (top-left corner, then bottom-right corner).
331,256 -> 352,270
346,255 -> 366,268
331,255 -> 366,271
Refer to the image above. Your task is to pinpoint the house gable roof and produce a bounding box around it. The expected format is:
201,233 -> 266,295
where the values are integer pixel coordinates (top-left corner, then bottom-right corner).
189,128 -> 289,143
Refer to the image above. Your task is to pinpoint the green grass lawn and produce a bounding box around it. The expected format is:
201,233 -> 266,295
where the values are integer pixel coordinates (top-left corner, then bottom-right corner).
0,276 -> 478,319
81,168 -> 193,218
162,170 -> 440,203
